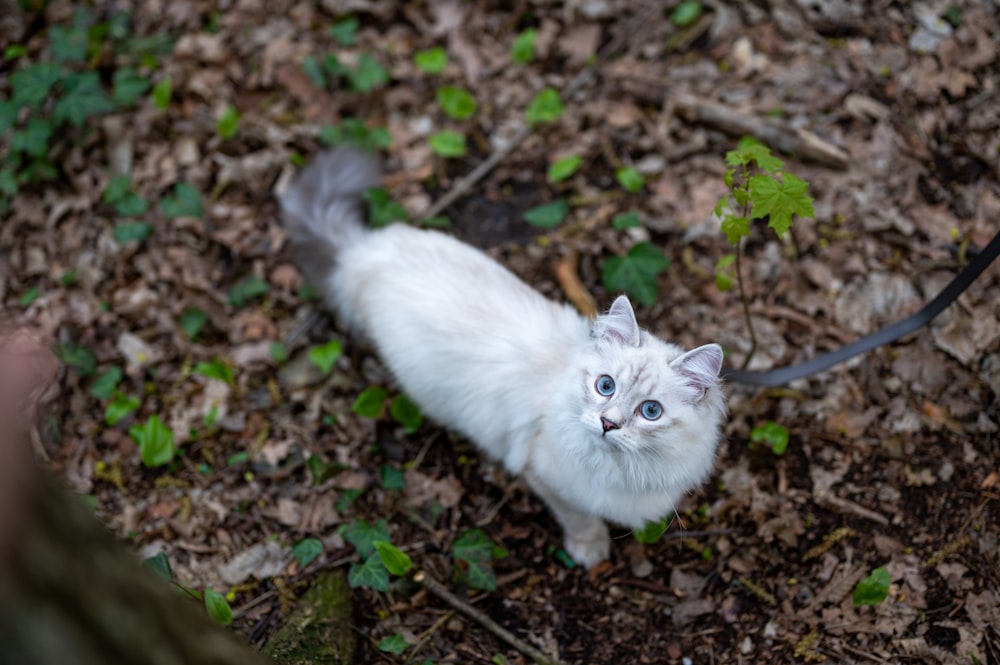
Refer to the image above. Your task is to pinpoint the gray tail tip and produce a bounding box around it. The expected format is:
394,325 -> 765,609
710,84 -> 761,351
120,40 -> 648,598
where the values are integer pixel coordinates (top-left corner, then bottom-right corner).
280,147 -> 384,213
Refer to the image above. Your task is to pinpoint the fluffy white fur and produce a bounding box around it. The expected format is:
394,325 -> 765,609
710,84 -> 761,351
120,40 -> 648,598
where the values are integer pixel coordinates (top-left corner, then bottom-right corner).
280,149 -> 727,567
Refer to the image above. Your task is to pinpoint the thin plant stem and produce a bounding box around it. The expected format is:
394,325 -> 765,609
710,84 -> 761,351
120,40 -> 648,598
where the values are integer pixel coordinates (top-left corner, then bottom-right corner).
735,238 -> 757,371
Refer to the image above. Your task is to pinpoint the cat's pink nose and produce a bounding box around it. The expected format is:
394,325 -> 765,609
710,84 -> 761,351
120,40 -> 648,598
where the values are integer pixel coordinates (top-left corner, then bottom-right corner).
600,417 -> 619,433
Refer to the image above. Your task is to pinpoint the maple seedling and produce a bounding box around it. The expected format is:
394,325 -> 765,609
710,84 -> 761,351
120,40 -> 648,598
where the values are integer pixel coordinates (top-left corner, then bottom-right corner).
715,139 -> 815,367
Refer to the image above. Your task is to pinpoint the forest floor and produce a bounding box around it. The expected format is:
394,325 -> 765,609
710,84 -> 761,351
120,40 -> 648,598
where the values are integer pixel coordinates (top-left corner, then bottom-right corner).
2,0 -> 999,663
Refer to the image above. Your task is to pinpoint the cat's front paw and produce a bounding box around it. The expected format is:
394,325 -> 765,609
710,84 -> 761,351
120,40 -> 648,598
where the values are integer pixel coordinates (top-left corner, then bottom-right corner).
564,523 -> 610,569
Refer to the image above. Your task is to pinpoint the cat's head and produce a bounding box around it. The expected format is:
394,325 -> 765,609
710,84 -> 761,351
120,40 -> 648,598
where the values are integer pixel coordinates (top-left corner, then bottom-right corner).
575,296 -> 725,494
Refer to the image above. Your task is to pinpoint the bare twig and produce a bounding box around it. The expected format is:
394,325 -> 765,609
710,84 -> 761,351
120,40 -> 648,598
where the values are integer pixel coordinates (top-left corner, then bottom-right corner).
619,79 -> 849,169
553,250 -> 598,317
413,570 -> 568,665
819,494 -> 890,525
404,610 -> 455,665
734,241 -> 757,369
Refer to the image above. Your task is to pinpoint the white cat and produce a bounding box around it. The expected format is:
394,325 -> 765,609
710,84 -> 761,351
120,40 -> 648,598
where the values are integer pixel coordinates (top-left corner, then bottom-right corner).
280,149 -> 726,568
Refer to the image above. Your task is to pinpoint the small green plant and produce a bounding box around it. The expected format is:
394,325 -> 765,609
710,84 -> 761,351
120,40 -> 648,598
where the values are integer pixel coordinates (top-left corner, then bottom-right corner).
342,518 -> 414,592
452,528 -> 508,591
151,76 -> 172,109
523,199 -> 569,229
750,421 -> 789,455
379,464 -> 406,490
319,118 -> 391,150
362,187 -> 408,226
634,515 -> 673,543
436,86 -> 477,120
853,567 -> 891,606
378,634 -> 410,655
547,155 -> 582,183
428,130 -> 467,158
615,167 -> 645,193
160,182 -> 203,218
715,139 -> 815,366
179,306 -> 208,339
57,342 -> 96,376
90,366 -> 124,400
292,537 -> 323,568
308,340 -> 343,374
194,357 -> 235,385
216,105 -> 239,139
305,52 -> 388,93
330,16 -> 359,46
228,276 -> 269,307
352,387 -> 424,432
525,88 -> 565,125
671,1 -> 704,27
511,28 -> 538,64
203,588 -> 233,626
129,414 -> 176,467
105,392 -> 141,426
612,210 -> 641,229
602,242 -> 670,307
414,47 -> 448,74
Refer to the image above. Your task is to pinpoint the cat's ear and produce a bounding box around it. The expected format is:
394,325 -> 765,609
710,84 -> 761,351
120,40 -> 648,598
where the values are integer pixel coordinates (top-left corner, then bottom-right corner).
594,296 -> 641,347
670,344 -> 723,399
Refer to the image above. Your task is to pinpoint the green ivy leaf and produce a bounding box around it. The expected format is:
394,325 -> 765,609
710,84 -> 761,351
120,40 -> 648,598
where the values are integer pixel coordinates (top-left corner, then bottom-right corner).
160,182 -> 203,218
11,117 -> 53,158
428,130 -> 467,158
228,276 -> 269,307
523,199 -> 569,229
362,187 -> 408,227
634,515 -> 673,543
142,552 -> 173,582
377,634 -> 409,655
612,210 -> 641,229
749,173 -> 815,237
129,414 -> 176,467
335,488 -> 363,511
389,394 -> 423,433
19,286 -> 40,308
308,340 -> 343,374
436,85 -> 477,120
525,88 -> 565,125
194,357 -> 234,385
203,589 -> 233,626
91,366 -> 124,400
720,214 -> 750,245
217,105 -> 239,139
10,62 -> 61,109
853,567 -> 891,606
615,167 -> 645,193
349,53 -> 388,92
105,391 -> 141,426
414,46 -> 447,74
302,56 -> 325,87
379,464 -> 406,491
452,528 -> 507,592
750,421 -> 789,455
601,242 -> 670,307
547,155 -> 582,183
57,342 -> 97,376
353,386 -> 388,418
319,119 -> 391,150
112,67 -> 151,106
670,1 -> 704,28
343,519 -> 391,558
292,538 -> 323,568
49,22 -> 89,63
53,71 -> 116,127
179,307 -> 207,339
349,553 -> 390,591
375,541 -> 413,576
330,16 -> 359,46
114,222 -> 153,244
511,28 -> 537,64
151,76 -> 172,110
269,342 -> 287,363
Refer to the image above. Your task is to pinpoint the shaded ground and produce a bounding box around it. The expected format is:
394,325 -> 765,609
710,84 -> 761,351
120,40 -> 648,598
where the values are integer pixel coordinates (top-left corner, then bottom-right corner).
2,0 -> 999,663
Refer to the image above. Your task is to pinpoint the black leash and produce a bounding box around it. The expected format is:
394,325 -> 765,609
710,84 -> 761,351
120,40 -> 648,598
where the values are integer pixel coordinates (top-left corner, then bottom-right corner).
722,228 -> 1000,387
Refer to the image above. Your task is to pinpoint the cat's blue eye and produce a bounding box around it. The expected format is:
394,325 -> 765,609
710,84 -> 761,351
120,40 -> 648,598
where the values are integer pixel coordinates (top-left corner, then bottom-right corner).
595,375 -> 615,396
639,400 -> 663,420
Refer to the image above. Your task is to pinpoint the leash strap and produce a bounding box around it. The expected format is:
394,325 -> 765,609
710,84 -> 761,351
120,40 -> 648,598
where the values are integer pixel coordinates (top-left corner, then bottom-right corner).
722,228 -> 1000,387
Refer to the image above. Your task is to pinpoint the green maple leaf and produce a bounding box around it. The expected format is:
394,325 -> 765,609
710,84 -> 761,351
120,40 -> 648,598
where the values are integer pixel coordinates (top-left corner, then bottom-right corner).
602,242 -> 670,307
53,72 -> 116,127
749,173 -> 814,236
721,214 -> 750,245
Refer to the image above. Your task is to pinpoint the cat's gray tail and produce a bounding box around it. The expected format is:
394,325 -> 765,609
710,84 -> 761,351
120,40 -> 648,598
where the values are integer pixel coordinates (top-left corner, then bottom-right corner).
279,148 -> 382,289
